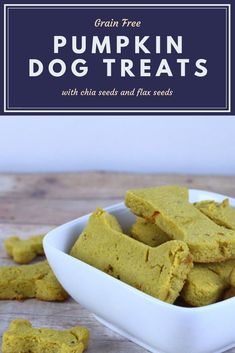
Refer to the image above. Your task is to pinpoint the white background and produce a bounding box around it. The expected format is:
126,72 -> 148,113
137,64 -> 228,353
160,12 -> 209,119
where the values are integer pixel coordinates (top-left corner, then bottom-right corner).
0,115 -> 234,174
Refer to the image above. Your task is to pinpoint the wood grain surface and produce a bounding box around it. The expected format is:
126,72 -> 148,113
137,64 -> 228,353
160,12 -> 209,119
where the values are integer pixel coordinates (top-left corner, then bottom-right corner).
0,172 -> 235,353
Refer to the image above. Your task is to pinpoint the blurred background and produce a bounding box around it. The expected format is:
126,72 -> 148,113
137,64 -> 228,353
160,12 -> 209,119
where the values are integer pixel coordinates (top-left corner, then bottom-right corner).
0,115 -> 234,174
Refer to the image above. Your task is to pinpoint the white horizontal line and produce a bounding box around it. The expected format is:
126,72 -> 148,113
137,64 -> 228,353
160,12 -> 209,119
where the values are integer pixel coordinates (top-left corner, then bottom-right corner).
4,3 -> 230,7
4,109 -> 231,113
4,3 -> 231,114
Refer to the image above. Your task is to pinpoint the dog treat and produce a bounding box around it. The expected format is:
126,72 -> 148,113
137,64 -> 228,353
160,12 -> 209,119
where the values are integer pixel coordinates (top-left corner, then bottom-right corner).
2,319 -> 89,353
4,234 -> 44,264
70,208 -> 193,304
181,265 -> 226,307
229,267 -> 235,287
0,261 -> 68,301
207,259 -> 235,284
223,287 -> 235,300
131,217 -> 170,247
219,259 -> 235,300
195,199 -> 235,230
181,259 -> 235,306
125,185 -> 235,263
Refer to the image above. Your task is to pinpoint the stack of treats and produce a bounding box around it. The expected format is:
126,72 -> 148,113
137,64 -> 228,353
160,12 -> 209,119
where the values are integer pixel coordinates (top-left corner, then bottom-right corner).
71,185 -> 235,307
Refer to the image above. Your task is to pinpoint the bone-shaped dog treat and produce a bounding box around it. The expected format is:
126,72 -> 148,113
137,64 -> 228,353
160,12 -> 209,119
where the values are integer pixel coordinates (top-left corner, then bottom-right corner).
4,234 -> 44,264
0,261 -> 68,301
2,319 -> 89,353
70,208 -> 193,304
125,185 -> 235,263
195,199 -> 235,230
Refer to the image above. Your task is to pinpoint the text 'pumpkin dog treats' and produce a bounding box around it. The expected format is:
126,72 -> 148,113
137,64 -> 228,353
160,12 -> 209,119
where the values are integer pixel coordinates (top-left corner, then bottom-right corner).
70,208 -> 193,304
131,217 -> 170,247
2,319 -> 89,353
0,261 -> 68,301
4,234 -> 44,264
195,199 -> 235,230
125,185 -> 235,263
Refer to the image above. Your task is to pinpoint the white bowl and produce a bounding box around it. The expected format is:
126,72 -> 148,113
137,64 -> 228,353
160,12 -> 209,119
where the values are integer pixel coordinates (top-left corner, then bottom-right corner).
43,189 -> 235,353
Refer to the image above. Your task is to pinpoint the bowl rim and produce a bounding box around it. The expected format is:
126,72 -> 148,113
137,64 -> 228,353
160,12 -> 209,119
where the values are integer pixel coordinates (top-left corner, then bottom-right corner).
43,188 -> 235,313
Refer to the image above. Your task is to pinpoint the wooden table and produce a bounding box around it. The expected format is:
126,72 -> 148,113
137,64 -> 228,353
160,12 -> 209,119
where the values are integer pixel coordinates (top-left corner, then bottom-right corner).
1,172 -> 235,353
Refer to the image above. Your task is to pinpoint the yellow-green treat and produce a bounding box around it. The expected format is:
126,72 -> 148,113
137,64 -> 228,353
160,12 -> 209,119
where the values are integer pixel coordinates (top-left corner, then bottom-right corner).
207,259 -> 235,284
181,259 -> 235,306
224,287 -> 235,300
195,199 -> 235,230
131,217 -> 170,247
125,185 -> 235,263
4,234 -> 44,264
181,265 -> 226,307
229,267 -> 235,287
0,261 -> 68,301
2,319 -> 89,353
70,208 -> 193,304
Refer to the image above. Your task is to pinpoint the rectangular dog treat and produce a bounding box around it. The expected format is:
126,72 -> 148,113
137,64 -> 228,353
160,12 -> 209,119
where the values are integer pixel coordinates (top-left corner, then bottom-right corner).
207,259 -> 235,283
195,199 -> 235,230
228,267 -> 235,287
131,217 -> 170,247
2,319 -> 89,353
4,234 -> 44,264
70,208 -> 193,304
125,185 -> 235,263
181,259 -> 235,306
181,258 -> 235,306
224,287 -> 235,300
0,261 -> 68,301
223,265 -> 235,300
181,265 -> 226,307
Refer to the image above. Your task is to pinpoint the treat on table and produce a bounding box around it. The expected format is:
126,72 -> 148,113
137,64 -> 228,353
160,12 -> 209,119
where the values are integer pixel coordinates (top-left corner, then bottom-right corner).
195,199 -> 235,230
70,208 -> 193,304
2,319 -> 89,353
125,185 -> 235,263
4,234 -> 44,264
131,217 -> 170,247
0,261 -> 68,301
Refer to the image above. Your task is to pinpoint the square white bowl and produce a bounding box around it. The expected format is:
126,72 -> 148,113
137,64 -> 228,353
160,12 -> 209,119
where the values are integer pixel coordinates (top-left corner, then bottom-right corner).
43,189 -> 235,353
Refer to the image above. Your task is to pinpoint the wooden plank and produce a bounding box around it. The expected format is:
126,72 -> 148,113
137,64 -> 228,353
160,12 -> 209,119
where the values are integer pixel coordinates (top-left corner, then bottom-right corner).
0,198 -> 122,225
1,172 -> 235,199
0,300 -> 147,352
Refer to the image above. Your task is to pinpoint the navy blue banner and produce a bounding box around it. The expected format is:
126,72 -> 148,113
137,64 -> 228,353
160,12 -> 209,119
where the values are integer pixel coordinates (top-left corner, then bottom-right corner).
1,1 -> 233,114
